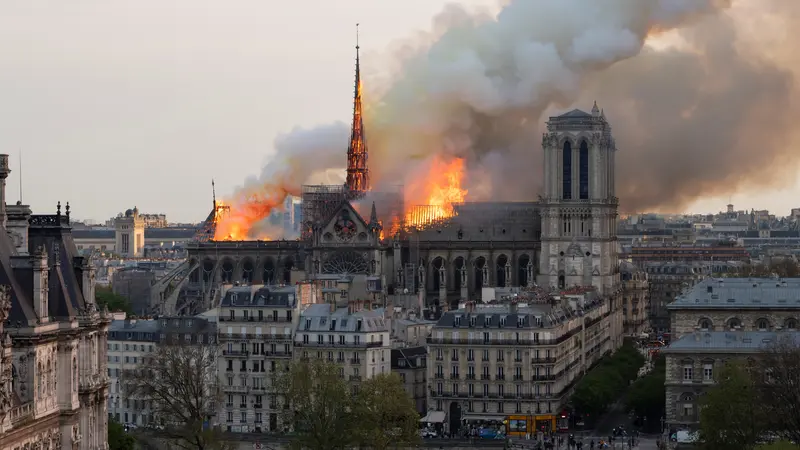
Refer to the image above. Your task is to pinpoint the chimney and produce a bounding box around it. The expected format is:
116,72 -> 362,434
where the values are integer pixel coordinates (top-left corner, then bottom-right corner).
509,300 -> 518,315
0,155 -> 9,227
330,300 -> 336,313
465,301 -> 475,314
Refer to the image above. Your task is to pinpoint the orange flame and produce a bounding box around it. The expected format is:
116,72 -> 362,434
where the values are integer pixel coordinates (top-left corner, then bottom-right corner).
405,156 -> 468,228
213,187 -> 288,241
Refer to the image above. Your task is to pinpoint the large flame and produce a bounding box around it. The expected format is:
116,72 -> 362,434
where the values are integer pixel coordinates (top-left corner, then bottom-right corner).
213,189 -> 287,241
404,156 -> 468,228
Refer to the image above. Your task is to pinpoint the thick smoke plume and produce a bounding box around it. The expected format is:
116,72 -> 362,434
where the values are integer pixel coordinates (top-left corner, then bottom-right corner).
223,0 -> 800,236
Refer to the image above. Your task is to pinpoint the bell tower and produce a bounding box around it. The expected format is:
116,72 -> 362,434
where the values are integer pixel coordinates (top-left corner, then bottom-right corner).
538,102 -> 619,294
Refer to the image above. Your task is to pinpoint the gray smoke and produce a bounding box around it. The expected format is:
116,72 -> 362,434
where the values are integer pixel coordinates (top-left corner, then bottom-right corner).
227,0 -> 800,229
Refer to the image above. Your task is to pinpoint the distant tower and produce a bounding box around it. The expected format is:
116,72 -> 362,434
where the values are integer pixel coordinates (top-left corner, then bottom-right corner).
345,24 -> 370,195
538,102 -> 619,295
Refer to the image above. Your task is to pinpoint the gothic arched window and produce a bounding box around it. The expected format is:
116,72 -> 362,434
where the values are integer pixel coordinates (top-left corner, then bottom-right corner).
699,318 -> 712,331
562,141 -> 572,200
786,318 -> 797,330
756,318 -> 770,331
579,140 -> 589,200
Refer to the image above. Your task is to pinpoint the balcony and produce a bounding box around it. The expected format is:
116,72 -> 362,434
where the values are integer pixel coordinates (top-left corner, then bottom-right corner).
496,375 -> 505,381
434,374 -> 444,380
349,375 -> 362,381
449,374 -> 460,380
294,341 -> 385,349
480,374 -> 491,380
263,351 -> 292,358
10,403 -> 33,426
219,316 -> 292,323
223,385 -> 249,393
513,375 -> 524,381
349,358 -> 361,365
531,357 -> 557,364
466,374 -> 476,380
222,350 -> 250,357
514,358 -> 523,363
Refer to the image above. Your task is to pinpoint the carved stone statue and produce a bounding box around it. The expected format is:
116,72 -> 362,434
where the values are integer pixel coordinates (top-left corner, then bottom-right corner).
526,261 -> 534,287
0,285 -> 11,323
504,262 -> 512,288
438,265 -> 446,289
481,265 -> 489,287
460,267 -> 467,287
417,264 -> 425,292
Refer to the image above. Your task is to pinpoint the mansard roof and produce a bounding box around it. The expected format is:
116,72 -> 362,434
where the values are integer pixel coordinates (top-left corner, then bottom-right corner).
5,207 -> 93,325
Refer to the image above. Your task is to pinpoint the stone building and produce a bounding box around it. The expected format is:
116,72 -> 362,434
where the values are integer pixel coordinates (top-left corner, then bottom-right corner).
0,155 -> 110,449
391,346 -> 427,415
663,277 -> 800,430
114,208 -> 145,258
217,285 -> 299,433
620,262 -> 648,335
644,262 -> 711,335
294,302 -> 392,388
426,288 -> 619,435
107,316 -> 217,427
175,49 -> 622,322
668,277 -> 800,339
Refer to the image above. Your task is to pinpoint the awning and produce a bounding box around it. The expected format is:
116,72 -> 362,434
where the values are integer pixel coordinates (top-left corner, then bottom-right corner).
462,415 -> 504,422
420,411 -> 446,423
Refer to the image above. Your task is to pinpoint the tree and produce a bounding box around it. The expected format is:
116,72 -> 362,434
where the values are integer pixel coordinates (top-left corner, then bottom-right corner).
275,359 -> 356,450
109,417 -> 136,450
123,344 -> 227,450
699,362 -> 767,450
757,335 -> 800,444
625,356 -> 665,432
96,286 -> 133,314
352,373 -> 420,450
570,342 -> 645,421
720,260 -> 800,278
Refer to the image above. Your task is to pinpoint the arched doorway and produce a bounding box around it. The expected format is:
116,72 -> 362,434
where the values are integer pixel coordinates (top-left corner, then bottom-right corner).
432,257 -> 444,291
263,258 -> 275,285
496,254 -> 509,287
474,257 -> 486,289
449,401 -> 462,435
518,254 -> 530,287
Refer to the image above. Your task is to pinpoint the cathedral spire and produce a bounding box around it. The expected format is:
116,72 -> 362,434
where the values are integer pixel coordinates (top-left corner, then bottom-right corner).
346,23 -> 370,194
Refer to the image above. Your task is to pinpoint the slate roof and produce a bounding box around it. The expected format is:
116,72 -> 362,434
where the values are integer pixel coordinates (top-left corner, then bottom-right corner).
667,277 -> 800,310
433,296 -> 604,330
557,109 -> 592,118
219,285 -> 297,308
72,229 -> 114,239
663,331 -> 800,353
392,346 -> 427,369
298,303 -> 389,332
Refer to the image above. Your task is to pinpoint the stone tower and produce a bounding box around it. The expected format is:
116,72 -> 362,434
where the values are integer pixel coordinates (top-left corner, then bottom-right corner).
538,103 -> 619,295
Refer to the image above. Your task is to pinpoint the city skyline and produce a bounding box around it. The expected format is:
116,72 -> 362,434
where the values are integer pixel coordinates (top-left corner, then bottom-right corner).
1,0 -> 798,224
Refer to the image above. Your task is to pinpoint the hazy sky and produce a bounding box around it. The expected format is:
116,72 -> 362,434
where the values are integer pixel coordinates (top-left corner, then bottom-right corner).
0,1 -> 796,223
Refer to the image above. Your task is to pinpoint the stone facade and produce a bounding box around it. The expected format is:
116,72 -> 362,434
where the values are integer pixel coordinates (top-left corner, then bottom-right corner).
0,154 -> 110,450
645,262 -> 710,334
621,262 -> 648,335
114,207 -> 145,258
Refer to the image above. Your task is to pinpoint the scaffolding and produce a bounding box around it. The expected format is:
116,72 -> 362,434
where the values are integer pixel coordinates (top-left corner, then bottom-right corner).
404,205 -> 456,230
193,203 -> 230,242
300,184 -> 350,239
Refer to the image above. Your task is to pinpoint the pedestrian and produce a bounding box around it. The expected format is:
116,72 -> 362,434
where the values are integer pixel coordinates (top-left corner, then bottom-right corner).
590,439 -> 594,449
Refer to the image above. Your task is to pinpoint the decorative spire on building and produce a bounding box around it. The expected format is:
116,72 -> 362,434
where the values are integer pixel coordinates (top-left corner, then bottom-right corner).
345,23 -> 370,195
368,201 -> 381,232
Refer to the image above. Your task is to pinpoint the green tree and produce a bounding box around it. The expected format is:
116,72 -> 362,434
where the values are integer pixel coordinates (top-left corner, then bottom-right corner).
95,286 -> 133,314
352,373 -> 420,450
625,357 -> 665,432
109,417 -> 136,450
275,359 -> 355,450
123,344 -> 228,450
699,362 -> 767,450
756,442 -> 800,450
570,342 -> 645,420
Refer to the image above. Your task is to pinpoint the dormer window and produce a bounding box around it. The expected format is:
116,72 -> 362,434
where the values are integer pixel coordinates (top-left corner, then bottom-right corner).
469,317 -> 476,327
499,317 -> 506,328
356,320 -> 363,331
304,319 -> 311,330
330,319 -> 337,331
454,316 -> 461,327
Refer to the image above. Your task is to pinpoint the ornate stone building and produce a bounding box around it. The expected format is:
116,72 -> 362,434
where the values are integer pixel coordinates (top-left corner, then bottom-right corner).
663,277 -> 800,430
0,155 -> 111,449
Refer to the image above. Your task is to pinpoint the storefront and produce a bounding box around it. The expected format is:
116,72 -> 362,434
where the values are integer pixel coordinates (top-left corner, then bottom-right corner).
504,414 -> 557,436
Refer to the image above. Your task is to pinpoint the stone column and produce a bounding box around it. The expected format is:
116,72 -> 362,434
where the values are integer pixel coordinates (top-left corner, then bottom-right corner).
460,267 -> 468,301
504,262 -> 511,288
438,265 -> 447,306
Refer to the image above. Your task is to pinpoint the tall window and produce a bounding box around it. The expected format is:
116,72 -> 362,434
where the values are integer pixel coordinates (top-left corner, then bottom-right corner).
121,234 -> 129,254
579,140 -> 589,199
562,141 -> 572,199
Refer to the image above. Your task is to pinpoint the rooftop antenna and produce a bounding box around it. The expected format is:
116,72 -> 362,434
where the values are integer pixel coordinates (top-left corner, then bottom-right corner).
212,179 -> 217,209
18,151 -> 22,203
356,22 -> 359,52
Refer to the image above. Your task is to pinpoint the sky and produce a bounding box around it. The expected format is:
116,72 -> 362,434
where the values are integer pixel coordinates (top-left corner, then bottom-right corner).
0,0 -> 797,223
